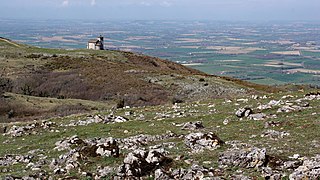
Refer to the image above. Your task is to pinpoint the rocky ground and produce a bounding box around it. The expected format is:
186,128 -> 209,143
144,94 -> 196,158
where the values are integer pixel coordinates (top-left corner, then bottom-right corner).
1,91 -> 320,179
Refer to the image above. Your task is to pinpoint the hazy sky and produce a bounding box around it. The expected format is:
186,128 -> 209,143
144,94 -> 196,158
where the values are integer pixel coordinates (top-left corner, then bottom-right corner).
0,0 -> 319,21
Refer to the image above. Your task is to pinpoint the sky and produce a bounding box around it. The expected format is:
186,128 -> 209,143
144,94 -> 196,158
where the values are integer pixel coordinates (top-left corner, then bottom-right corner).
0,0 -> 319,21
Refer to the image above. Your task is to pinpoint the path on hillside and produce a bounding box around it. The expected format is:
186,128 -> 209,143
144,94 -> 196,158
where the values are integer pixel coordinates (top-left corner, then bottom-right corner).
0,37 -> 21,47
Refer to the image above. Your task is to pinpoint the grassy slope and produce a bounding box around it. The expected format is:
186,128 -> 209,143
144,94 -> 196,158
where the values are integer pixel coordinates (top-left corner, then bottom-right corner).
0,38 -> 279,122
0,92 -> 114,122
0,90 -> 319,178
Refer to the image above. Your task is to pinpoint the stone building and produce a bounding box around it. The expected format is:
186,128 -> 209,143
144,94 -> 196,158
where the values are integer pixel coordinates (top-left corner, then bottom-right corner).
87,35 -> 104,50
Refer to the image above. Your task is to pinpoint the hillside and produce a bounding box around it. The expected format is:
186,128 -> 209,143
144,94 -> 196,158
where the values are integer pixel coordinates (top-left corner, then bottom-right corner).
0,38 -> 275,121
1,87 -> 319,179
1,38 -> 320,179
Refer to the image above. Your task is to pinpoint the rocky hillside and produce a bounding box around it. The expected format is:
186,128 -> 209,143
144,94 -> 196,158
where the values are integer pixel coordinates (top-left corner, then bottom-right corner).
0,38 -> 276,121
1,38 -> 319,179
1,90 -> 319,179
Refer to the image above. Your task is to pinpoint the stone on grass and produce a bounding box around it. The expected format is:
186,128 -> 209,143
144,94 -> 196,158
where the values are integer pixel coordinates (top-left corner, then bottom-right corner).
219,147 -> 267,169
289,155 -> 320,180
248,113 -> 266,120
235,107 -> 253,118
181,121 -> 204,130
261,130 -> 290,139
116,149 -> 171,178
185,132 -> 223,152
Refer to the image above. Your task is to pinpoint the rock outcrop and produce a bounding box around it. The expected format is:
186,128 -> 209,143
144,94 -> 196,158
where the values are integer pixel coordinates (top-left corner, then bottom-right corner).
219,147 -> 267,169
116,149 -> 171,178
185,132 -> 224,152
235,107 -> 253,118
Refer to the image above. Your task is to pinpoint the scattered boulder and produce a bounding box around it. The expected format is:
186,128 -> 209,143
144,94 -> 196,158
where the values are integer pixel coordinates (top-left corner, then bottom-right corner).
184,132 -> 223,152
114,116 -> 128,123
66,115 -> 104,126
94,137 -> 119,157
264,121 -> 282,128
289,155 -> 320,180
283,160 -> 303,170
4,172 -> 48,180
257,104 -> 271,110
55,136 -> 120,158
0,154 -> 33,166
304,92 -> 320,100
170,164 -> 208,179
248,113 -> 266,120
154,169 -> 171,180
235,107 -> 253,118
155,164 -> 213,180
41,121 -> 56,129
219,147 -> 267,169
50,149 -> 81,172
223,118 -> 229,125
119,132 -> 178,150
268,100 -> 282,106
64,114 -> 129,127
277,100 -> 310,113
4,121 -> 56,137
5,124 -> 36,137
261,167 -> 283,180
54,135 -> 86,151
261,130 -> 290,139
95,166 -> 115,179
277,105 -> 301,113
116,149 -> 172,178
104,114 -> 128,123
51,136 -> 121,174
295,101 -> 309,108
181,121 -> 204,130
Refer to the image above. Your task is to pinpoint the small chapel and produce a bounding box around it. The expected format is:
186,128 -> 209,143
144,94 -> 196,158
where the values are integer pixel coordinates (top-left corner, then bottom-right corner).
87,35 -> 104,50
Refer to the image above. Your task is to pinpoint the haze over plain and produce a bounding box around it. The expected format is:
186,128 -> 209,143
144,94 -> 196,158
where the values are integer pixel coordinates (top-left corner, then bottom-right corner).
1,0 -> 319,21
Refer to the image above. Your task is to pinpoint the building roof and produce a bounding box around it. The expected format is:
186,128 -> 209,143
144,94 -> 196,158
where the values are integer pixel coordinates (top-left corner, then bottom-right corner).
88,39 -> 99,43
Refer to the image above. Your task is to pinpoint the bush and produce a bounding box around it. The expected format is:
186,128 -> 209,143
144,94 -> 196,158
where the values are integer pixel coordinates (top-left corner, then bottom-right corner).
172,96 -> 184,104
0,76 -> 13,94
52,104 -> 88,117
199,78 -> 205,82
116,98 -> 125,109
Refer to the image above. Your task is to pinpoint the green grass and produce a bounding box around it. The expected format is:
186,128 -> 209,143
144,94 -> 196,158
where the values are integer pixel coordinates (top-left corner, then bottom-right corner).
1,90 -> 319,178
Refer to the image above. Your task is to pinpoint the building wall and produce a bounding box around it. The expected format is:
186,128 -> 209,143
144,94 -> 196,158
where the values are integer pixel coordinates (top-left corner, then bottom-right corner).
94,44 -> 103,50
87,41 -> 104,50
87,43 -> 96,50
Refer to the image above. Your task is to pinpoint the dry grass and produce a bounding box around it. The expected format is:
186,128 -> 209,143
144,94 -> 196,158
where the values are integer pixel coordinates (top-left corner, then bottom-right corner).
0,92 -> 113,122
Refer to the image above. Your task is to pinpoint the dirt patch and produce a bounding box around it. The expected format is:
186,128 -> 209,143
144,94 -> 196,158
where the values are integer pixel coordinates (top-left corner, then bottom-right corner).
175,38 -> 204,43
284,68 -> 320,75
206,46 -> 264,54
40,36 -> 78,43
260,61 -> 302,68
125,36 -> 158,41
271,51 -> 301,56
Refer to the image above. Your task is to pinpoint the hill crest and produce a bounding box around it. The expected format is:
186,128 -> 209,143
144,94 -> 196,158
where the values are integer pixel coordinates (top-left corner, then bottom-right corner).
0,38 -> 277,121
